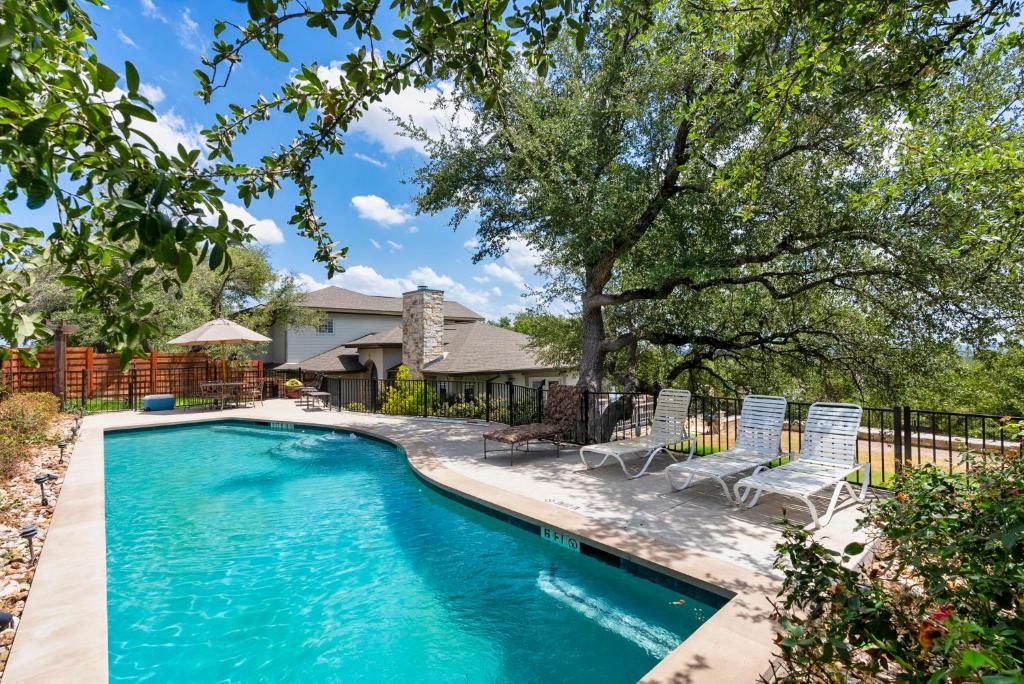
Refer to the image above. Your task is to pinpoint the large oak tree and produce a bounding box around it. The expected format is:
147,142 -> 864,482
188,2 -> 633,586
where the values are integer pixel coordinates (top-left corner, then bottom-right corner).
408,6 -> 1024,400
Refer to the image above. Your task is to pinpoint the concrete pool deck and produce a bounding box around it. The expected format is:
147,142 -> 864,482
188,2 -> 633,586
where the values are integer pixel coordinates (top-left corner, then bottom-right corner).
4,400 -> 875,683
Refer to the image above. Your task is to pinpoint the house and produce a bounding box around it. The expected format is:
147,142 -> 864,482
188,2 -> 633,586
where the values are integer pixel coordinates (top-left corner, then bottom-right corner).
267,285 -> 577,386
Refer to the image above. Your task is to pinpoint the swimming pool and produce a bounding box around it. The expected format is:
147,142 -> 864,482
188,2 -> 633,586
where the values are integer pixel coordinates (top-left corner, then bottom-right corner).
105,421 -> 720,682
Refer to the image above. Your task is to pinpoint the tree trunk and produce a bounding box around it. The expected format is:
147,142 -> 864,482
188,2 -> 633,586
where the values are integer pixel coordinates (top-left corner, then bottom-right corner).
578,292 -> 607,392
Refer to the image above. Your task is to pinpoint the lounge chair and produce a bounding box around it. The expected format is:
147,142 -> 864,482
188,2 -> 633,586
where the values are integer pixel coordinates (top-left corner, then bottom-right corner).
578,389 -> 693,479
733,402 -> 868,529
482,385 -> 583,465
664,395 -> 787,501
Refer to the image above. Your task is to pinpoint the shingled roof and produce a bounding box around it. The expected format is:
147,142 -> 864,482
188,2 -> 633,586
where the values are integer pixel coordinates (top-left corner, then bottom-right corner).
298,286 -> 482,320
275,346 -> 365,373
349,322 -> 571,375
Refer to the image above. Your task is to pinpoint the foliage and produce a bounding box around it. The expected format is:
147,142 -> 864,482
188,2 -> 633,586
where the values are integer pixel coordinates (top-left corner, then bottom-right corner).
379,365 -> 436,416
0,0 -> 251,366
284,378 -> 304,389
0,392 -> 60,478
23,245 -> 321,359
344,402 -> 367,412
411,6 -> 1024,394
769,447 -> 1024,682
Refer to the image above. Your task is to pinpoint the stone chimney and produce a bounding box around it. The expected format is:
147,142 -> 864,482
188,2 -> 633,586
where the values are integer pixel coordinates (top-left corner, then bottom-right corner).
402,286 -> 445,379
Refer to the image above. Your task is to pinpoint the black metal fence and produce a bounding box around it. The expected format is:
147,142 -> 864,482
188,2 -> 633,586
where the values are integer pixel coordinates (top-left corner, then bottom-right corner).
5,364 -> 1020,487
278,374 -> 1022,487
2,366 -> 268,413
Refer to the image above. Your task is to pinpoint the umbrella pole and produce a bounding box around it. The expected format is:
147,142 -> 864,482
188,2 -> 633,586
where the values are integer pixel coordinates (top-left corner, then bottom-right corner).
221,341 -> 227,380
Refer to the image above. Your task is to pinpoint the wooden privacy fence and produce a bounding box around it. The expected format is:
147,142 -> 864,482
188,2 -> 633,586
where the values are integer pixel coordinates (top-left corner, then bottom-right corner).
2,347 -> 267,411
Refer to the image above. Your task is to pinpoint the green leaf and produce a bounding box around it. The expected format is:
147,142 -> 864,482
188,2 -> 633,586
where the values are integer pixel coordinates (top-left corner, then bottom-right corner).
25,177 -> 51,209
125,61 -> 139,94
843,542 -> 865,556
19,117 -> 48,145
176,252 -> 193,282
209,242 -> 225,270
96,63 -> 119,92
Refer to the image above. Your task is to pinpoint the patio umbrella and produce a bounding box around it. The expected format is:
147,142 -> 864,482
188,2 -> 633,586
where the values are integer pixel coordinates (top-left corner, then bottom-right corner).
167,318 -> 271,379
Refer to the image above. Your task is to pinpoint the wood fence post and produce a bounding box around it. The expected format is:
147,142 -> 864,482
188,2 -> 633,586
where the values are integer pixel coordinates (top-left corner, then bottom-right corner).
85,347 -> 94,398
149,350 -> 158,394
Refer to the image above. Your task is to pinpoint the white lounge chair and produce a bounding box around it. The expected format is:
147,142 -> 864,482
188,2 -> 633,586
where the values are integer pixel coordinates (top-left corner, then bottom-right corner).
734,402 -> 869,529
578,389 -> 693,479
664,395 -> 787,502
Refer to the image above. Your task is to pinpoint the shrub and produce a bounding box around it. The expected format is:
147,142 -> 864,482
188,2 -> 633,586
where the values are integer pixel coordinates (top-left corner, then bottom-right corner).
345,402 -> 367,412
0,392 -> 61,478
768,436 -> 1024,682
379,365 -> 436,416
284,378 -> 304,389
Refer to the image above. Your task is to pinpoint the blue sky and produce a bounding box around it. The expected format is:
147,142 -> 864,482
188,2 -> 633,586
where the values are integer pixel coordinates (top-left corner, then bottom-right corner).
54,1 -> 549,320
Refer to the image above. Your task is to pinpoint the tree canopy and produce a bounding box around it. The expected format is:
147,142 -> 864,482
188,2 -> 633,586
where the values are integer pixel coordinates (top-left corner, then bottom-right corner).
410,4 -> 1024,395
2,0 -> 1022,375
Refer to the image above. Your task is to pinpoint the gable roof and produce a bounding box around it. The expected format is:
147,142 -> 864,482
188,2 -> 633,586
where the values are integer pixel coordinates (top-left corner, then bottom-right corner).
298,286 -> 483,320
349,321 -> 571,375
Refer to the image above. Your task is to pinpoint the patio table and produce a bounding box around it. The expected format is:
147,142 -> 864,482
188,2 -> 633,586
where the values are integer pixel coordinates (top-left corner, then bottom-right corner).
200,381 -> 246,410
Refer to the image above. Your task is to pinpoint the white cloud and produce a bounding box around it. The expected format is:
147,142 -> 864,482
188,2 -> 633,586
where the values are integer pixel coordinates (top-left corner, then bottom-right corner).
463,238 -> 479,250
176,8 -> 205,53
221,202 -> 285,245
484,262 -> 526,289
350,194 -> 412,226
353,152 -> 386,168
317,63 -> 472,156
138,83 -> 165,104
327,265 -> 413,297
369,238 -> 381,249
387,240 -> 403,252
491,286 -> 502,297
133,107 -> 204,156
472,276 -> 490,284
279,270 -> 325,292
407,226 -> 419,234
139,0 -> 167,22
503,237 -> 542,272
117,30 -> 137,47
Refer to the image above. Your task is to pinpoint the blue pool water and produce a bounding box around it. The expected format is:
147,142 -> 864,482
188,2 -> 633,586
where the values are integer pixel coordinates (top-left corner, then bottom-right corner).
105,421 -> 720,682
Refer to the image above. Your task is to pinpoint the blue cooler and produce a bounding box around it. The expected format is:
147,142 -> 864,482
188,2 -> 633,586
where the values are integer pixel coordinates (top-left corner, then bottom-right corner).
142,394 -> 176,411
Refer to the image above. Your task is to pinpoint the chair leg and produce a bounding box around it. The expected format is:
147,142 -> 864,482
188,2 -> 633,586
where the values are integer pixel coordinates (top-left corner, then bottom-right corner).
818,481 -> 846,528
803,495 -> 823,529
666,469 -> 694,492
628,448 -> 662,479
734,466 -> 767,504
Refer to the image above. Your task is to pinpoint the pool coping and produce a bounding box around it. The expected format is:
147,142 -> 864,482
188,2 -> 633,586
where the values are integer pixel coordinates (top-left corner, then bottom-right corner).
4,412 -> 782,684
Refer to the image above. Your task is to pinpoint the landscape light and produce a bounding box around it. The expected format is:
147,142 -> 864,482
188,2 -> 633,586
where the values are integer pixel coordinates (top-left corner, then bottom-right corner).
19,525 -> 38,562
0,611 -> 13,630
33,473 -> 58,506
57,440 -> 67,464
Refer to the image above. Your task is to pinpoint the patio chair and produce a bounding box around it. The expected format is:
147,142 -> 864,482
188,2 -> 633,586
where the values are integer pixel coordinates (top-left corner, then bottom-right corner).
664,395 -> 787,502
482,385 -> 583,465
578,389 -> 693,479
733,402 -> 868,529
238,380 -> 263,407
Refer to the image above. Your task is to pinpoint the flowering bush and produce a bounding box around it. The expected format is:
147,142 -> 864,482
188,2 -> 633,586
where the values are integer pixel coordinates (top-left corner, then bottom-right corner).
284,378 -> 304,389
768,440 -> 1024,682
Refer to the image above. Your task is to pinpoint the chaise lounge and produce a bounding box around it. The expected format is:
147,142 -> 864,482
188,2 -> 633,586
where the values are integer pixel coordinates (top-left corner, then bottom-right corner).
664,394 -> 787,502
578,389 -> 693,479
482,385 -> 583,465
733,402 -> 868,528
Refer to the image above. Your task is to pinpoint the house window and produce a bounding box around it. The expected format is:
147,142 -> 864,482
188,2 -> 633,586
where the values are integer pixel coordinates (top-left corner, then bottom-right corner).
316,319 -> 334,335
